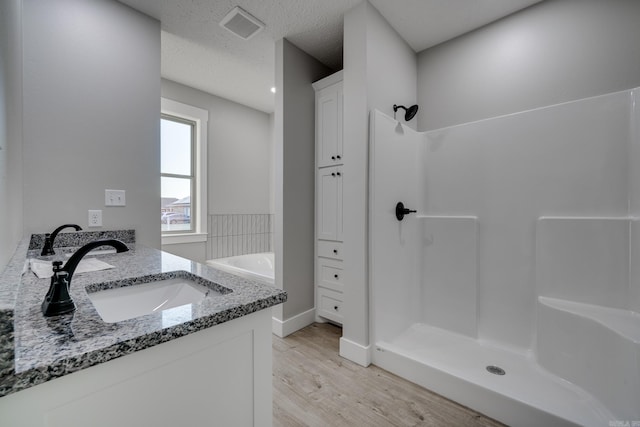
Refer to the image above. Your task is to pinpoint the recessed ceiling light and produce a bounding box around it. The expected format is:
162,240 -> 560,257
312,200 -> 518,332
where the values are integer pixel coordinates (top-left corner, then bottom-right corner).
270,87 -> 276,94
220,6 -> 265,40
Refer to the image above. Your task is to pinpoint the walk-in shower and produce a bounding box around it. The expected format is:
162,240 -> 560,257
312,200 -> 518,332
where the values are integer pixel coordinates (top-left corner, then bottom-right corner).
369,88 -> 640,426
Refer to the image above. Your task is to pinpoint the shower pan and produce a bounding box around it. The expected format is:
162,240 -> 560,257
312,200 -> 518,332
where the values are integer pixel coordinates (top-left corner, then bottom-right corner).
368,88 -> 640,426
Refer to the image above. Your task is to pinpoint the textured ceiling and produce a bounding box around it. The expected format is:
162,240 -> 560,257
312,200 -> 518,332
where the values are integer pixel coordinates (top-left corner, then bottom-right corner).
117,0 -> 542,113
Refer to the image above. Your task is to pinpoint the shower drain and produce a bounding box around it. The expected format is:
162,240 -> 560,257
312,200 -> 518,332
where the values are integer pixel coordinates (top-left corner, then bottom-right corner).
486,365 -> 506,376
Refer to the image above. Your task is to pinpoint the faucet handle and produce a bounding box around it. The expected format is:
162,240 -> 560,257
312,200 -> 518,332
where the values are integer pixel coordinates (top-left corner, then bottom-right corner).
52,260 -> 64,273
41,233 -> 55,256
42,270 -> 75,317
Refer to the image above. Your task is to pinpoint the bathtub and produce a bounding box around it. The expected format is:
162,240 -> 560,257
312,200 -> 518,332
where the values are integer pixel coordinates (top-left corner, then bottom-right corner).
206,252 -> 274,286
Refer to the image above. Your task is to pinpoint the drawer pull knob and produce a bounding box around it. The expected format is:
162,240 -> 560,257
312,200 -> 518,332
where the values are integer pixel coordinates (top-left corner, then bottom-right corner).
333,249 -> 338,254
334,306 -> 339,311
334,274 -> 339,279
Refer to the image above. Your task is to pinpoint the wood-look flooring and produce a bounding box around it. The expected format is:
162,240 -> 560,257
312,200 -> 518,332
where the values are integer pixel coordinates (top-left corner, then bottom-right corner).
272,323 -> 505,427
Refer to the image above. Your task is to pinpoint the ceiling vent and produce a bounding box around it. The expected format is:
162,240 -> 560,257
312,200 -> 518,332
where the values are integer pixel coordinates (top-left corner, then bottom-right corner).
220,6 -> 265,40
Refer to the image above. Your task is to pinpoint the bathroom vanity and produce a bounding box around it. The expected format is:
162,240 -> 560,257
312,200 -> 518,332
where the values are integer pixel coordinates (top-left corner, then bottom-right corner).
0,231 -> 286,427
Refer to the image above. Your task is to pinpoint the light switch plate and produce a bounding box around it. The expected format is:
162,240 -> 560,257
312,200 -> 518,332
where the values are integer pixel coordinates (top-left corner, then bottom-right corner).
105,189 -> 126,206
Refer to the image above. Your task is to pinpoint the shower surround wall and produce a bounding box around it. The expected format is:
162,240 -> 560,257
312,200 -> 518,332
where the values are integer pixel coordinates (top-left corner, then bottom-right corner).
369,87 -> 640,426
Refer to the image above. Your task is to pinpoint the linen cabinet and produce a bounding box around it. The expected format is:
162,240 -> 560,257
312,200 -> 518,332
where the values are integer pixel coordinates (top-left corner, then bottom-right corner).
313,71 -> 344,325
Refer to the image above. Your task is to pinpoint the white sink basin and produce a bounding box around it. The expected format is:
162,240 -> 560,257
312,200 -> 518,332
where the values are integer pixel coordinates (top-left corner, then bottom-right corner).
87,274 -> 226,323
65,248 -> 117,258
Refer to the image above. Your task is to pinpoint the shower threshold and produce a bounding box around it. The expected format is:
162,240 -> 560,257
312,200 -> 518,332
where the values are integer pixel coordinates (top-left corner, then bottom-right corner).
373,323 -> 613,427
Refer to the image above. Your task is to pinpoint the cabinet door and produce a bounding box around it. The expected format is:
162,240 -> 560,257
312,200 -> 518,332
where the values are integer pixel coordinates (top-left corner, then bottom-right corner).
335,168 -> 343,242
316,82 -> 343,168
317,167 -> 342,241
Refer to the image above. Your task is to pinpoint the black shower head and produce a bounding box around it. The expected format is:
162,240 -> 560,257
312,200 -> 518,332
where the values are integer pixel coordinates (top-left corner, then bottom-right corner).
393,104 -> 419,121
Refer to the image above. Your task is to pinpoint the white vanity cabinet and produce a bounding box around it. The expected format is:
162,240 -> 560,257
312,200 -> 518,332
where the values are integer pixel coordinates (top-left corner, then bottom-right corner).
0,309 -> 273,427
313,71 -> 344,325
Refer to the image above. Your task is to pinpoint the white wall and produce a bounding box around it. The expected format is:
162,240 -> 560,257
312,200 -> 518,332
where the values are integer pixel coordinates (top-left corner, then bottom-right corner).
342,1 -> 416,363
161,79 -> 273,215
0,0 -> 23,270
21,0 -> 160,248
269,113 -> 275,214
274,39 -> 331,324
630,89 -> 640,313
417,0 -> 640,130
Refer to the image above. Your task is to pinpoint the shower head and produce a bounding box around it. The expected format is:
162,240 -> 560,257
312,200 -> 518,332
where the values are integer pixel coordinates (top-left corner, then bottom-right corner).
393,104 -> 419,122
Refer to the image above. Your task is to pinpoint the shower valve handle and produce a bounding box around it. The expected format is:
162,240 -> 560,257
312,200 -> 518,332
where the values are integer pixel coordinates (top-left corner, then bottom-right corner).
395,202 -> 416,221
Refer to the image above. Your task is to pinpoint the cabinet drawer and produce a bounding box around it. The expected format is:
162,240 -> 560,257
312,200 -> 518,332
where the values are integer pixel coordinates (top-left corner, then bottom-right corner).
317,240 -> 343,260
317,259 -> 343,292
317,288 -> 343,324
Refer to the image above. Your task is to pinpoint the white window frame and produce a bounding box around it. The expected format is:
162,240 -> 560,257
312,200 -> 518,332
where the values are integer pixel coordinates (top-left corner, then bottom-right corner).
161,98 -> 208,245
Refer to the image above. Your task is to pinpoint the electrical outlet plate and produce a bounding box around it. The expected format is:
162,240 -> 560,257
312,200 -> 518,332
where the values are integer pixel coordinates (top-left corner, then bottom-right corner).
88,210 -> 102,227
105,189 -> 126,206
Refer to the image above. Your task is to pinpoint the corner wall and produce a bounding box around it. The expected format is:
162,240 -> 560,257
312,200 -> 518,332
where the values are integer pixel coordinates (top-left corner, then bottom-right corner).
274,39 -> 331,330
417,0 -> 640,130
342,1 -> 417,364
0,0 -> 23,270
21,0 -> 160,248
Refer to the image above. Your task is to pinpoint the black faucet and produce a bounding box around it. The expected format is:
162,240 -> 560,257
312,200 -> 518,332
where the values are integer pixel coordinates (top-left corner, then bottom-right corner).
41,239 -> 129,317
41,224 -> 83,256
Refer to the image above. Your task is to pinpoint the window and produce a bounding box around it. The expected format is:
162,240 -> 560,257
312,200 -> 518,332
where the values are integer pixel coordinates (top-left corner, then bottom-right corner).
161,115 -> 194,233
161,98 -> 208,245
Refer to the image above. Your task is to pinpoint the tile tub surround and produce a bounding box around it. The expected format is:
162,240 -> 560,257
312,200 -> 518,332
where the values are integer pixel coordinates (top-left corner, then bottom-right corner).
207,214 -> 274,259
0,241 -> 286,397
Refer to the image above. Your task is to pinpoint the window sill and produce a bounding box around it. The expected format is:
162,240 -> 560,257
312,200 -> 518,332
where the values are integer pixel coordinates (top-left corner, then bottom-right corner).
161,233 -> 208,245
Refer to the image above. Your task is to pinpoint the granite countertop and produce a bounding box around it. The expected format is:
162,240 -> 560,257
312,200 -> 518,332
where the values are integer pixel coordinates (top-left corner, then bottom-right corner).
0,232 -> 286,398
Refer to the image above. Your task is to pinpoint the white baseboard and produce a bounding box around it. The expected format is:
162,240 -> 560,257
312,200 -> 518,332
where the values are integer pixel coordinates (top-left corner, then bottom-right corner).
339,337 -> 371,367
271,308 -> 316,338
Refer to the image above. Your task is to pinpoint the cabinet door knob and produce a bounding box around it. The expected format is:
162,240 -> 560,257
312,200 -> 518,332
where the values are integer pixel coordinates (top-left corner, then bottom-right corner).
334,306 -> 339,311
331,156 -> 336,160
337,155 -> 341,159
337,172 -> 341,176
331,172 -> 336,177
